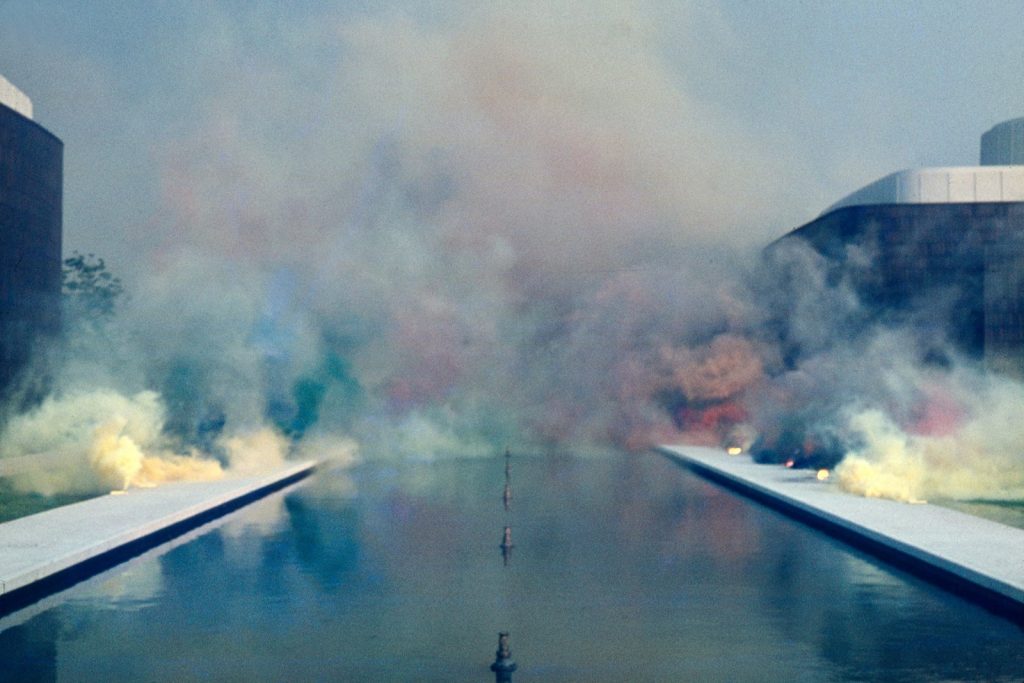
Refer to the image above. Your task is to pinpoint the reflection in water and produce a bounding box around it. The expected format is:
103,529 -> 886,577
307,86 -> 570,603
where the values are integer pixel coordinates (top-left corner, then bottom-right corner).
0,611 -> 59,683
75,558 -> 165,611
502,448 -> 513,512
219,492 -> 288,540
494,449 -> 517,672
0,455 -> 1021,681
217,494 -> 289,573
283,494 -> 361,590
490,631 -> 518,682
500,526 -> 514,567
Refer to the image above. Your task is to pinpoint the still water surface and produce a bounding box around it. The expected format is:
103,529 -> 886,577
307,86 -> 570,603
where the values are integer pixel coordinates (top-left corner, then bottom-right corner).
1,453 -> 1022,681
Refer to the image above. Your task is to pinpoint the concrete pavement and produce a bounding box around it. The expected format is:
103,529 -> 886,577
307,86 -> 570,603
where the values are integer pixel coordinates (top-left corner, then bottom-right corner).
657,445 -> 1024,622
0,460 -> 316,613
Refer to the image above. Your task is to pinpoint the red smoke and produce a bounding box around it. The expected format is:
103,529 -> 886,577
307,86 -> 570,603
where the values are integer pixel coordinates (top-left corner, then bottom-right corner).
383,301 -> 466,412
675,401 -> 748,437
905,381 -> 966,437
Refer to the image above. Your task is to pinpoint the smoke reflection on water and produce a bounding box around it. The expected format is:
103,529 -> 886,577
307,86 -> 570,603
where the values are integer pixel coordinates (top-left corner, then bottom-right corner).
1,454 -> 1020,681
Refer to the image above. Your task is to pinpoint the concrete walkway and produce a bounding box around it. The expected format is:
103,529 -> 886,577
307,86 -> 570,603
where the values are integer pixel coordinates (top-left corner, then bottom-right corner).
0,460 -> 316,612
657,445 -> 1024,622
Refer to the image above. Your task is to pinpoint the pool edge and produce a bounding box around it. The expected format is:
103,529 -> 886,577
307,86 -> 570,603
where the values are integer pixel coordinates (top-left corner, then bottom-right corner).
655,445 -> 1024,626
0,460 -> 317,617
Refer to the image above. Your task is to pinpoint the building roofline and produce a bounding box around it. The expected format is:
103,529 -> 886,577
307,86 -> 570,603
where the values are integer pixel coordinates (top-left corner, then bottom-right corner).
0,100 -> 64,147
0,73 -> 32,119
822,166 -> 1024,215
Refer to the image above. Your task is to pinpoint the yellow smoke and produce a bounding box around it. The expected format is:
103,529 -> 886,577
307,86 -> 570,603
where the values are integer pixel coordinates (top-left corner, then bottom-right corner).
90,417 -> 223,491
293,434 -> 360,467
0,388 -> 356,495
836,404 -> 1024,503
219,427 -> 289,476
0,389 -> 228,494
89,418 -> 146,490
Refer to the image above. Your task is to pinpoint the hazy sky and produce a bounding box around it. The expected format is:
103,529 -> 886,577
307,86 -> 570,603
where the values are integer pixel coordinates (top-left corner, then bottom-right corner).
0,0 -> 1021,271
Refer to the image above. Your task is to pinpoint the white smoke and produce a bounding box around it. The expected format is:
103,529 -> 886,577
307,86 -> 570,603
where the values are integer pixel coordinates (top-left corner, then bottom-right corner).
100,1 -> 805,459
5,1 -> 1018,509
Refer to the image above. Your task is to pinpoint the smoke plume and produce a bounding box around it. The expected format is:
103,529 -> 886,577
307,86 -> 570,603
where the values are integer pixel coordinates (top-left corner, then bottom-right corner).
0,390 -> 221,494
1,2 -> 1020,506
837,371 -> 1024,502
93,1 -> 795,464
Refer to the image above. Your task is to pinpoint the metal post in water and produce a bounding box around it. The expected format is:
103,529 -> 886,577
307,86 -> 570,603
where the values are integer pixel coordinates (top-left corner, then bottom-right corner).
500,525 -> 514,566
490,631 -> 517,682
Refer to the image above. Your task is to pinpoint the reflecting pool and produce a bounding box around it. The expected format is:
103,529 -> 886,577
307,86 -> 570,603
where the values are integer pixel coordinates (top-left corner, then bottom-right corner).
1,453 -> 1022,682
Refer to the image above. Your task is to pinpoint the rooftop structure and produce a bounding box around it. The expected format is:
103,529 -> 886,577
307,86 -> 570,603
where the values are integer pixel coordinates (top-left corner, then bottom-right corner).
981,116 -> 1024,166
0,74 -> 33,120
823,117 -> 1024,214
771,117 -> 1024,376
824,166 -> 1024,214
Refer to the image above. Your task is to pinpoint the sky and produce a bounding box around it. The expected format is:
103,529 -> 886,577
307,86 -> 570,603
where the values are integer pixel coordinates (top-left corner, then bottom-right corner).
1,0 -> 1020,273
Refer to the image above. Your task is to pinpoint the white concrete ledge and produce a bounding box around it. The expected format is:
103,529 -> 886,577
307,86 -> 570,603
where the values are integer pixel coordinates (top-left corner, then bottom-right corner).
0,74 -> 32,119
824,166 -> 1024,214
657,445 -> 1024,621
0,461 -> 316,606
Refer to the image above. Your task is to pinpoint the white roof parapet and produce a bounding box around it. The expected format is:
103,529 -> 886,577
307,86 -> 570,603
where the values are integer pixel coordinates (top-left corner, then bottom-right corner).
823,166 -> 1024,215
0,73 -> 33,120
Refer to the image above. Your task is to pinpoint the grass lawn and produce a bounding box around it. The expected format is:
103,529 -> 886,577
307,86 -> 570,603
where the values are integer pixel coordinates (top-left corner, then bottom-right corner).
0,479 -> 96,524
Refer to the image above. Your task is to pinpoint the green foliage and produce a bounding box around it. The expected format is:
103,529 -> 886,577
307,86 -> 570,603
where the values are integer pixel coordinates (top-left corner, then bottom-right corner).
0,478 -> 94,523
62,251 -> 125,318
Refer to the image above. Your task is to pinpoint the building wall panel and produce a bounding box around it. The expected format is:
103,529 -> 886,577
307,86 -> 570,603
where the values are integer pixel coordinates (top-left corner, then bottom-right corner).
0,102 -> 62,397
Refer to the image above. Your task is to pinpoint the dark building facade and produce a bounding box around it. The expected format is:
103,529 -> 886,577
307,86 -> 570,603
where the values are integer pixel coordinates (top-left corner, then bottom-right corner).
770,202 -> 1024,374
767,118 -> 1024,377
0,96 -> 63,398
